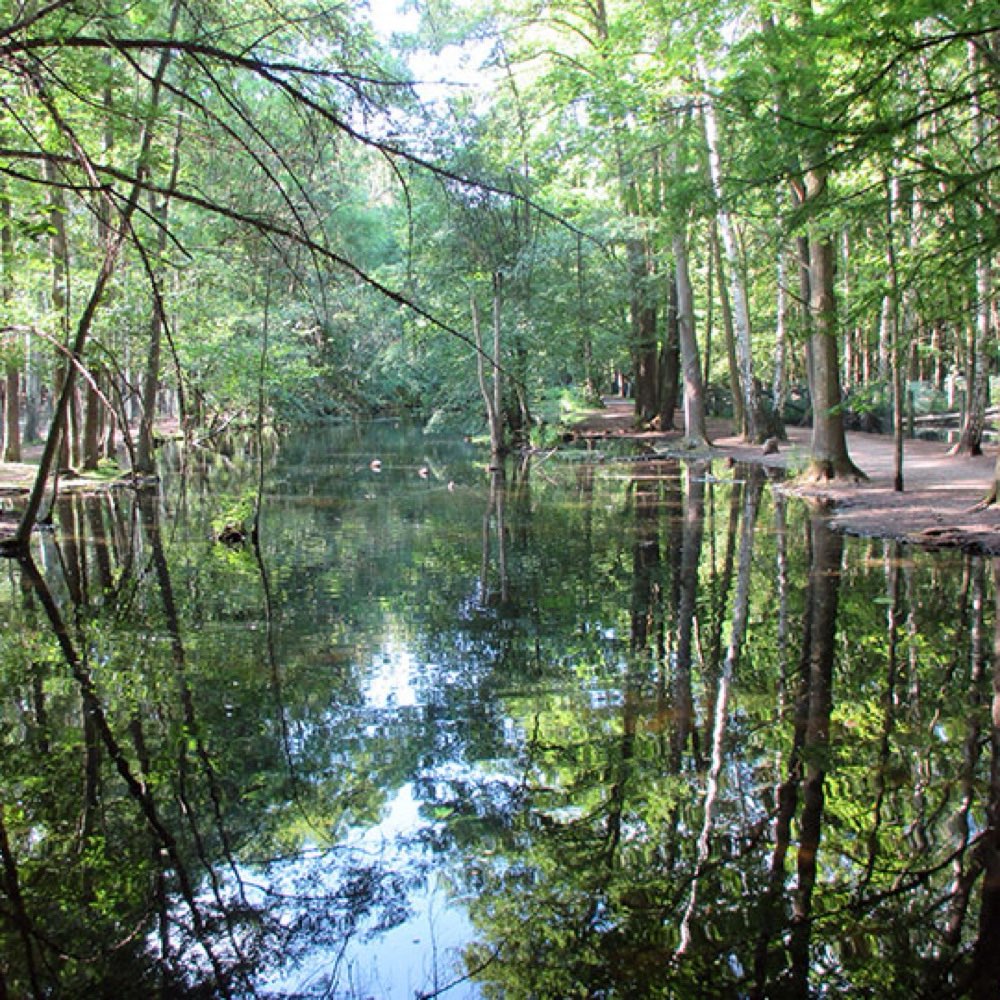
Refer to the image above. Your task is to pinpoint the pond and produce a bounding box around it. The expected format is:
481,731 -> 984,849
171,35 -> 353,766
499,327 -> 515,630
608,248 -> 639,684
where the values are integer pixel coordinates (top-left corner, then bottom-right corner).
1,422 -> 998,998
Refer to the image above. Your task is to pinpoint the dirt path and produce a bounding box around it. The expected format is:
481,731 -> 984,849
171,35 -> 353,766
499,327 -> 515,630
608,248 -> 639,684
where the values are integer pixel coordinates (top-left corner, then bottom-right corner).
570,397 -> 1000,554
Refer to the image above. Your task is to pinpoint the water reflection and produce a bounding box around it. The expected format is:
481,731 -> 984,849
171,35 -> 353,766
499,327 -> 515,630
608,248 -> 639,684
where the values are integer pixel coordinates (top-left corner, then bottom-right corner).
0,423 -> 998,997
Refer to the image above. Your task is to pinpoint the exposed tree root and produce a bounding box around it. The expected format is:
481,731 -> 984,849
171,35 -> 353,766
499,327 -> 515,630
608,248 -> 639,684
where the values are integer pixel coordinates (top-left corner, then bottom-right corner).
971,487 -> 997,512
948,439 -> 984,458
683,435 -> 713,451
798,458 -> 868,484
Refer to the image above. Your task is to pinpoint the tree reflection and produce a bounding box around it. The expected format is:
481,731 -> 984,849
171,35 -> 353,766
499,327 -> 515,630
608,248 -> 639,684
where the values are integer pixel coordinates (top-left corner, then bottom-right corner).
672,461 -> 703,768
458,471 -> 1000,997
964,558 -> 1000,999
677,467 -> 763,957
4,430 -> 1000,997
790,515 -> 841,996
12,549 -> 234,995
0,487 -> 421,996
481,466 -> 510,608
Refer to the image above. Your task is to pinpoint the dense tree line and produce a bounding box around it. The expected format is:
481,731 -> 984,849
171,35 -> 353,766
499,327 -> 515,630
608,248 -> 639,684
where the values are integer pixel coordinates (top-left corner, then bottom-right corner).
448,0 -> 997,478
0,0 -> 997,543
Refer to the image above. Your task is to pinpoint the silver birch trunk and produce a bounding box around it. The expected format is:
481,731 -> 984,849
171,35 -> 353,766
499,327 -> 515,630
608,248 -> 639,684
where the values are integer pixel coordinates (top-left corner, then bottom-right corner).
698,55 -> 761,441
710,221 -> 744,434
773,243 -> 788,416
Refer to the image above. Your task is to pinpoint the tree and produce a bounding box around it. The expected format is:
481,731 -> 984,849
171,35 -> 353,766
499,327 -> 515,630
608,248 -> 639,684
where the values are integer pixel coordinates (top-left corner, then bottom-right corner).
750,0 -> 866,480
0,182 -> 19,461
672,225 -> 711,448
1,0 -> 535,551
954,38 -> 996,467
699,52 -> 766,442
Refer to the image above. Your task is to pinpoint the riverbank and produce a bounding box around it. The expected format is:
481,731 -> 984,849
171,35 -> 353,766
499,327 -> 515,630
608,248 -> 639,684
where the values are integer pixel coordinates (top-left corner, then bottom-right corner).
568,398 -> 1000,555
3,404 -> 1000,554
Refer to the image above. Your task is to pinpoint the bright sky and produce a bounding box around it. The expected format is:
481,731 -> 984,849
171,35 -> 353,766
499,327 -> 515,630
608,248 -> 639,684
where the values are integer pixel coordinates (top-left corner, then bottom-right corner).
368,0 -> 420,38
366,0 -> 492,105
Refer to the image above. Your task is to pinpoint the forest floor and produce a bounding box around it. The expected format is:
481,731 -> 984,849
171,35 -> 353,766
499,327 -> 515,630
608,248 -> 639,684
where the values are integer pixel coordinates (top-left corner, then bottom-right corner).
569,397 -> 1000,555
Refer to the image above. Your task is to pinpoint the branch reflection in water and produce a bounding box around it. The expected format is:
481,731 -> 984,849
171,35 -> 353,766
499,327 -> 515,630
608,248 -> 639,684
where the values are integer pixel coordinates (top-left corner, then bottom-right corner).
0,423 -> 998,998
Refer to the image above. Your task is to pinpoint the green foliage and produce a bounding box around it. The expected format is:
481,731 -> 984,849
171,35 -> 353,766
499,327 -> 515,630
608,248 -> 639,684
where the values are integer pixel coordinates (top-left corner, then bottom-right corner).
9,0 -> 989,447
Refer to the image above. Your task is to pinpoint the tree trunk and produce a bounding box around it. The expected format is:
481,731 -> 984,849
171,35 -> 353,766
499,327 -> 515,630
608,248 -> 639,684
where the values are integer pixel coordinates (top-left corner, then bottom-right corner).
576,233 -> 598,402
591,0 -> 660,426
22,329 -> 39,444
82,377 -> 101,471
10,248 -> 122,551
2,364 -> 18,462
672,229 -> 710,447
629,229 -> 659,423
699,57 -> 763,441
657,264 -> 680,429
884,174 -> 905,491
957,251 -> 991,460
43,157 -> 72,472
703,238 -> 714,389
135,297 -> 165,475
773,241 -> 788,421
957,308 -> 984,453
0,185 -> 20,461
796,230 -> 814,405
953,40 -> 992,460
492,273 -> 504,454
473,287 -> 503,460
710,221 -> 743,434
81,77 -> 115,476
801,160 -> 864,481
804,231 -> 865,480
2,1 -> 181,553
135,78 -> 183,475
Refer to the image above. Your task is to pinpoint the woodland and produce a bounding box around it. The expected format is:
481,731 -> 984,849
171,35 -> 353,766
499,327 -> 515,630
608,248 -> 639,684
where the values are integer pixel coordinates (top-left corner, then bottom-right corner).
0,0 -> 997,537
3,4 -> 1000,996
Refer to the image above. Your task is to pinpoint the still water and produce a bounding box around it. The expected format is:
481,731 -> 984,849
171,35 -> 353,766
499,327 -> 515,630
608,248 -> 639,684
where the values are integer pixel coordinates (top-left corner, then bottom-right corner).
1,422 -> 997,998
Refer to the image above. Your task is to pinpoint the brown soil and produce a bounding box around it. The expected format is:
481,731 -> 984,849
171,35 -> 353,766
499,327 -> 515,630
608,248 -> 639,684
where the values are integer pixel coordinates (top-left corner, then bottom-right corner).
0,451 -> 119,497
569,397 -> 1000,555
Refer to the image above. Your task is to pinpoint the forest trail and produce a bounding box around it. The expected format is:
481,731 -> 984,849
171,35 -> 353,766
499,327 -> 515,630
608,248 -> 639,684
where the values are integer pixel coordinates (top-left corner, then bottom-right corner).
571,397 -> 1000,554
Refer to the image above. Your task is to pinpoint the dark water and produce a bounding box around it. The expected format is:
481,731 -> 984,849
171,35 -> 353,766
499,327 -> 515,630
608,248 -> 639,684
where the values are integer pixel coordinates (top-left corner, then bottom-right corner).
1,422 -> 997,998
